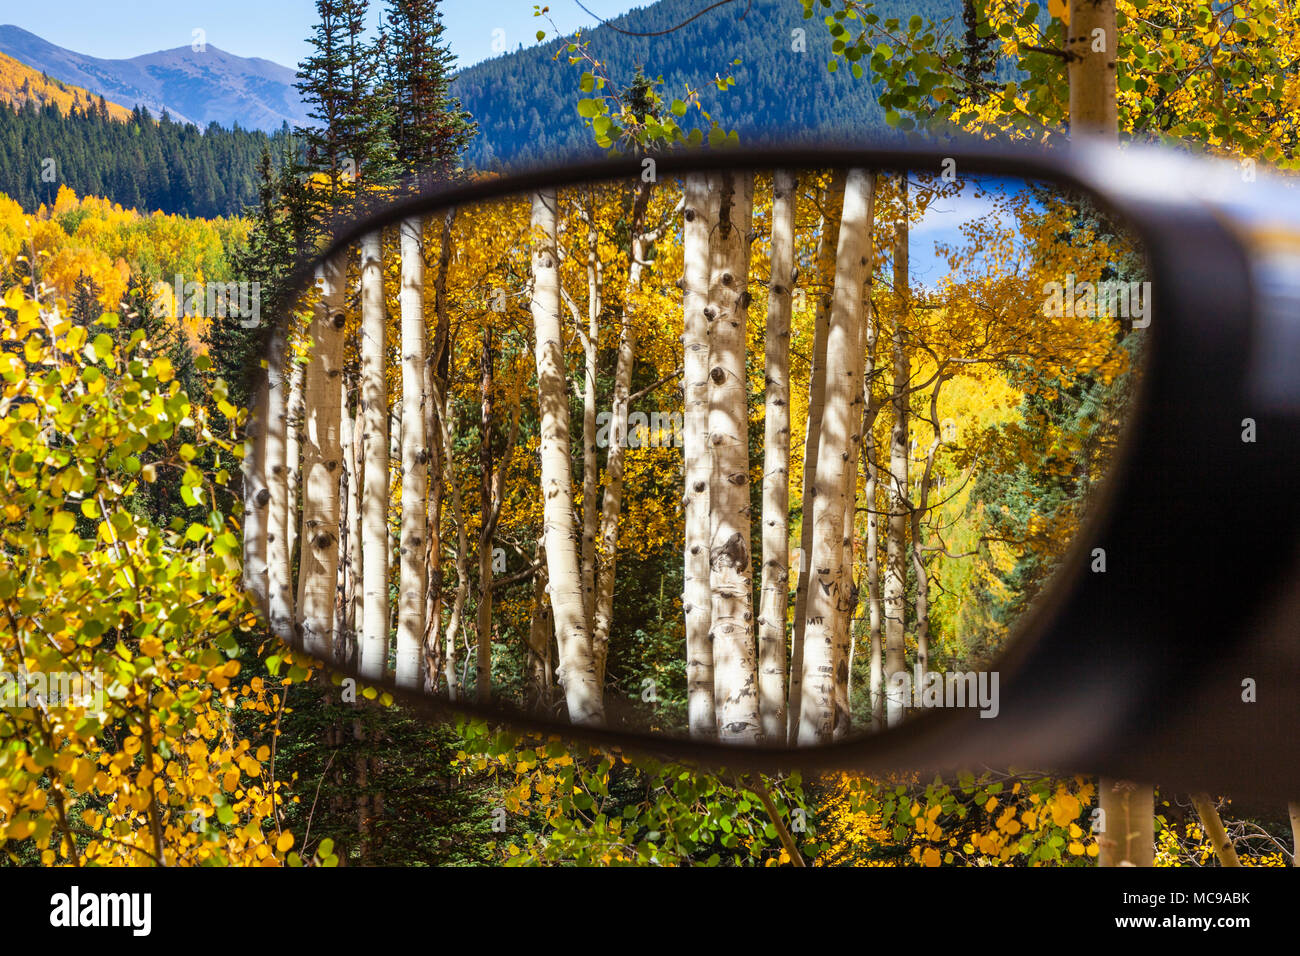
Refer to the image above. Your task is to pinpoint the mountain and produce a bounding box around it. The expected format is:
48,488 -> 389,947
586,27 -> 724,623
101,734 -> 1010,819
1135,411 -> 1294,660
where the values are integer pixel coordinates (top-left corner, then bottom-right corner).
449,0 -> 962,169
0,50 -> 132,121
0,25 -> 308,132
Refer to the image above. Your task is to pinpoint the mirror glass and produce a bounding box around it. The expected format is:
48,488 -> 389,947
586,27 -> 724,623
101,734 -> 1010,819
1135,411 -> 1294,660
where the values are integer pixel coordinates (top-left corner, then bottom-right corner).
245,166 -> 1148,745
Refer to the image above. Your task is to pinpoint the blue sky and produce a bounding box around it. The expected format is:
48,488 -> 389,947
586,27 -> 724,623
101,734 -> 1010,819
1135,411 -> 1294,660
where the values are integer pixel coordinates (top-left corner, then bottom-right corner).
2,0 -> 638,70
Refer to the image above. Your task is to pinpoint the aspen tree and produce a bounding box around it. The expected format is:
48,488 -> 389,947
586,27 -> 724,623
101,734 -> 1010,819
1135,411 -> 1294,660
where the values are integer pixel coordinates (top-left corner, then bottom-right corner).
431,378 -> 467,702
243,375 -> 271,611
832,174 -> 875,738
395,217 -> 427,688
707,171 -> 761,743
758,170 -> 796,741
682,173 -> 718,738
579,194 -> 602,624
423,209 -> 455,692
788,172 -> 845,742
530,188 -> 604,725
883,185 -> 910,728
592,182 -> 654,687
285,352 -> 304,561
296,254 -> 347,660
265,320 -> 294,641
358,231 -> 390,680
797,168 -> 873,745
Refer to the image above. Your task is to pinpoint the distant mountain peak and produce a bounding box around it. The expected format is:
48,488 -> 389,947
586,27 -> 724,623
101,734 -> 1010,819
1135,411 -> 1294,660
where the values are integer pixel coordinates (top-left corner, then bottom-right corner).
0,24 -> 309,132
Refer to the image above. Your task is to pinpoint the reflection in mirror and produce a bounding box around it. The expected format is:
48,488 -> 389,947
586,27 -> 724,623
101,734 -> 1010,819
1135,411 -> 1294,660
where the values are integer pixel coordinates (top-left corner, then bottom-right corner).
245,167 -> 1147,747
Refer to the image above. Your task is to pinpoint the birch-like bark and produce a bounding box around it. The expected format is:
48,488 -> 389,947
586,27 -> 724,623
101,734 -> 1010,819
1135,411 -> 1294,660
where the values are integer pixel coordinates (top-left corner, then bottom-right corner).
911,381 -> 945,704
883,189 -> 911,728
707,172 -> 760,743
525,537 -> 554,708
592,182 -> 653,687
579,196 -> 603,625
423,210 -> 454,692
531,189 -> 605,726
358,231 -> 390,681
336,377 -> 358,669
431,379 -> 466,702
1190,793 -> 1241,867
265,319 -> 294,640
285,351 -> 304,562
296,255 -> 347,659
788,172 -> 845,742
395,217 -> 428,689
1067,0 -> 1118,139
797,168 -> 873,746
243,367 -> 271,611
759,170 -> 796,741
476,331 -> 494,703
682,173 -> 718,738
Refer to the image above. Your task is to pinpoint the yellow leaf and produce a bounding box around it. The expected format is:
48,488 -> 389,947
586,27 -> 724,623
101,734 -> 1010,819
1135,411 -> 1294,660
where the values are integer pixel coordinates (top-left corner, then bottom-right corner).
276,832 -> 294,853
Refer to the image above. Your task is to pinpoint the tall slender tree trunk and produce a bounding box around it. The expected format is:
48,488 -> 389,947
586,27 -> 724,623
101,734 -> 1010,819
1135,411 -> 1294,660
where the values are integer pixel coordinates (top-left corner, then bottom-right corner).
431,378 -> 466,701
866,450 -> 883,730
1067,0 -> 1118,138
423,210 -> 454,693
911,383 -> 945,704
580,198 -> 602,625
396,217 -> 428,688
265,320 -> 294,641
883,188 -> 910,728
243,365 -> 271,611
526,537 -> 554,709
682,173 -> 718,738
476,330 -> 494,703
788,171 -> 845,742
592,182 -> 653,687
530,188 -> 604,726
797,168 -> 873,745
1097,780 -> 1155,866
1190,793 -> 1241,867
832,175 -> 876,739
358,231 -> 390,681
297,255 -> 347,660
758,170 -> 797,741
707,172 -> 760,743
337,377 -> 358,669
285,352 -> 304,563
346,372 -> 364,665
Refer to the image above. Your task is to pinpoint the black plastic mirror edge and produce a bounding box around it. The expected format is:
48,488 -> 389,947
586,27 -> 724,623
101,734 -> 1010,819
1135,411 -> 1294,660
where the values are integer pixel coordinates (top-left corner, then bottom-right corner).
244,139 -> 1300,803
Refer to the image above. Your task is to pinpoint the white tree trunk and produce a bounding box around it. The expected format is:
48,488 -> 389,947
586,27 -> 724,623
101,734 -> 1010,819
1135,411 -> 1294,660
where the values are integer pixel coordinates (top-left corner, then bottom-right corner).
788,172 -> 845,742
265,321 -> 294,641
358,231 -> 390,681
797,168 -> 873,745
592,183 -> 653,687
758,170 -> 796,742
395,217 -> 428,688
296,255 -> 347,660
530,189 -> 605,726
883,189 -> 910,728
707,172 -> 760,744
682,173 -> 718,738
285,350 -> 304,562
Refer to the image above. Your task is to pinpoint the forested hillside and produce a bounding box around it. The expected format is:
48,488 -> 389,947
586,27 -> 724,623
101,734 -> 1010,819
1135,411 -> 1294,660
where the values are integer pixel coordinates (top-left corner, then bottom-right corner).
0,98 -> 293,216
451,0 -> 959,168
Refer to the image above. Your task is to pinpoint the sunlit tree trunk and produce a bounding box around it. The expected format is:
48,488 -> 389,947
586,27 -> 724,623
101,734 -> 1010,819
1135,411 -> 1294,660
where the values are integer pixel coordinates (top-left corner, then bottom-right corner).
337,377 -> 358,668
707,171 -> 760,744
396,217 -> 427,688
797,168 -> 873,745
832,174 -> 875,739
296,255 -> 347,660
592,183 -> 654,687
580,197 -> 602,625
911,380 -> 946,704
285,351 -> 304,563
883,188 -> 910,728
431,378 -> 466,702
531,188 -> 604,726
758,170 -> 796,742
358,231 -> 390,681
682,173 -> 718,738
476,330 -> 494,703
346,371 -> 364,665
526,536 -> 554,708
788,171 -> 845,743
423,210 -> 454,693
1190,793 -> 1241,867
1097,780 -> 1155,867
265,320 -> 294,641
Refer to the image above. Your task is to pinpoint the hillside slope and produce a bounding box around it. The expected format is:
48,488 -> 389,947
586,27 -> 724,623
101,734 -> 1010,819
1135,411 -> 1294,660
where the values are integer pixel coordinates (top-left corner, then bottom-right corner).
0,50 -> 132,121
0,25 -> 308,132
